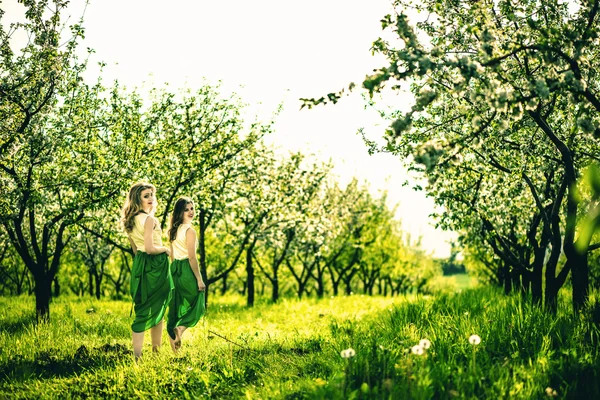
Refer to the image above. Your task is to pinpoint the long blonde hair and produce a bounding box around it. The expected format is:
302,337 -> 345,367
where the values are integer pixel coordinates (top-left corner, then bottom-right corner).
168,196 -> 193,242
121,182 -> 156,233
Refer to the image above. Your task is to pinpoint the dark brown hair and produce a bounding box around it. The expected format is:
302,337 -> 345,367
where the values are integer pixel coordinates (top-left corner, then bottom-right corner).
168,196 -> 194,242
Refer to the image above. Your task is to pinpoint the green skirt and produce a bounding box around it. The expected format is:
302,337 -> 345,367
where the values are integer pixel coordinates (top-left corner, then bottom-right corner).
130,251 -> 173,333
167,258 -> 206,339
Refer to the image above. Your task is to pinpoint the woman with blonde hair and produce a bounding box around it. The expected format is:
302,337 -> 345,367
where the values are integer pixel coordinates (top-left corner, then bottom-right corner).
121,182 -> 173,361
167,196 -> 206,351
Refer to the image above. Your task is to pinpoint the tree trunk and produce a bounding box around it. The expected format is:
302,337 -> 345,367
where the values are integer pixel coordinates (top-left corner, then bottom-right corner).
326,261 -> 343,297
315,265 -> 324,298
34,273 -> 51,323
511,268 -> 521,294
270,260 -> 281,303
571,252 -> 589,312
17,266 -> 28,295
199,208 -> 209,304
246,240 -> 256,307
315,278 -> 324,298
53,276 -> 60,297
531,249 -> 545,306
270,228 -> 295,303
88,270 -> 94,297
520,269 -> 531,295
221,274 -> 228,295
544,242 -> 564,313
545,277 -> 560,313
344,279 -> 352,295
95,273 -> 102,300
205,282 -> 211,309
343,269 -> 357,295
502,262 -> 512,294
297,281 -> 306,299
272,277 -> 279,303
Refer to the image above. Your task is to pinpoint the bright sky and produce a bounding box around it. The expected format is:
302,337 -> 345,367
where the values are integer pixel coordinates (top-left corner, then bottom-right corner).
3,0 -> 456,257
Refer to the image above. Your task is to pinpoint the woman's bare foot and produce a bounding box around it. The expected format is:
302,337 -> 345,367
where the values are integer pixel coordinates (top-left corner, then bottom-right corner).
174,326 -> 183,350
169,334 -> 177,352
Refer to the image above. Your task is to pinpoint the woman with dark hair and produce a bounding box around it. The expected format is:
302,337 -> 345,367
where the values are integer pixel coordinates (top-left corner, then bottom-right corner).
167,196 -> 206,351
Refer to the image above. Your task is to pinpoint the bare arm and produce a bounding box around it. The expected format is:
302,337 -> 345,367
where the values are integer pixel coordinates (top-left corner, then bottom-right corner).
186,227 -> 205,291
144,216 -> 169,255
169,242 -> 174,263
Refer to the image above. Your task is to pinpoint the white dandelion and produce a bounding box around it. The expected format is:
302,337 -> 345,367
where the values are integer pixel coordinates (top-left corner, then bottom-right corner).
468,334 -> 481,345
340,348 -> 356,359
411,345 -> 424,356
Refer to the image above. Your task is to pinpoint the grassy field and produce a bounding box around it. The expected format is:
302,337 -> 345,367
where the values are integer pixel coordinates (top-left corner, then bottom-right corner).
0,284 -> 599,399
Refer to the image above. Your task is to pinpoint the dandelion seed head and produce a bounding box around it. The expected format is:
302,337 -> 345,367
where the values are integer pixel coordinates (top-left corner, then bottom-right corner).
340,348 -> 356,358
411,345 -> 424,355
468,334 -> 481,345
419,339 -> 431,349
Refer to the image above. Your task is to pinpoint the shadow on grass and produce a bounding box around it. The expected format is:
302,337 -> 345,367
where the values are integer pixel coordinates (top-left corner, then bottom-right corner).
0,314 -> 36,335
0,343 -> 131,383
236,336 -> 324,357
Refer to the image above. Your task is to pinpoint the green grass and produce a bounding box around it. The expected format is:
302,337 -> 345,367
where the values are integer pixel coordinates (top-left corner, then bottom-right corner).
424,273 -> 477,294
451,273 -> 476,291
0,288 -> 599,399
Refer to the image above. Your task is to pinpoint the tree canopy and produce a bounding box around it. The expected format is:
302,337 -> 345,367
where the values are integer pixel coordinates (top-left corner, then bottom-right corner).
0,1 -> 438,320
304,0 -> 600,311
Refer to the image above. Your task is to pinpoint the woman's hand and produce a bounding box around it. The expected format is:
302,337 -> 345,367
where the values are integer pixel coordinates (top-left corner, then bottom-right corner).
197,280 -> 206,291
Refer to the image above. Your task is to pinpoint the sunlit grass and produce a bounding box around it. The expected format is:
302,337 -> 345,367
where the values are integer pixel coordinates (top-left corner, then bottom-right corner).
451,273 -> 477,290
1,288 -> 598,399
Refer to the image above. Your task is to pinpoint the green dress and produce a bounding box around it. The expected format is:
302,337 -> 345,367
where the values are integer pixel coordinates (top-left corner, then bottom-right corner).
129,213 -> 174,333
167,223 -> 205,339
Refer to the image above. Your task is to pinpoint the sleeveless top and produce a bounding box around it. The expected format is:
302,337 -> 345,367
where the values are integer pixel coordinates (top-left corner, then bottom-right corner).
128,213 -> 163,252
172,223 -> 196,260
